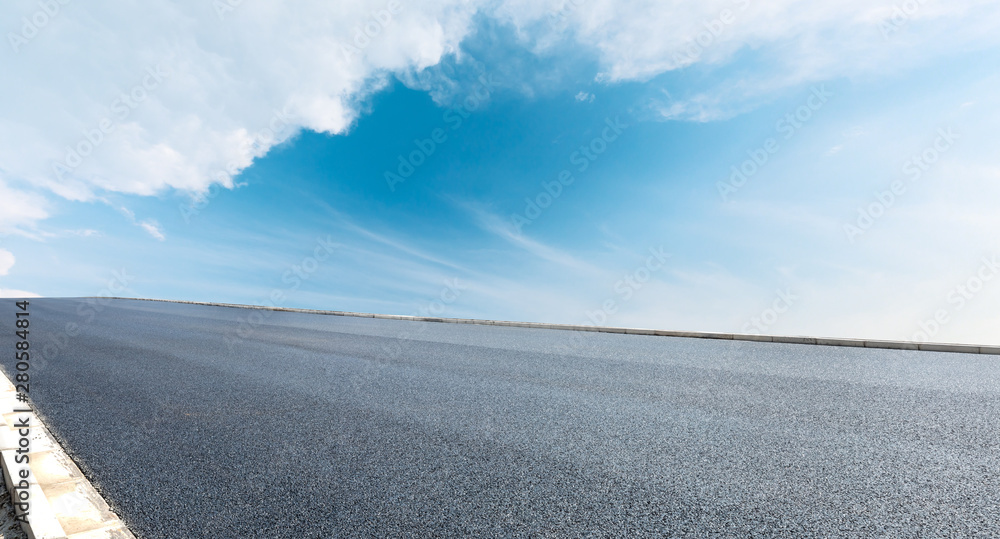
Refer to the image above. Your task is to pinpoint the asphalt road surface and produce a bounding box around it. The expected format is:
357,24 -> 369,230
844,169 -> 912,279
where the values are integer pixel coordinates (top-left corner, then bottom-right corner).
2,298 -> 1000,538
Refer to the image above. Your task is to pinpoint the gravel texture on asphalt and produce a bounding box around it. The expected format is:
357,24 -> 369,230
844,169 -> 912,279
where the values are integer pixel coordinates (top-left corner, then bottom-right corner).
1,298 -> 999,538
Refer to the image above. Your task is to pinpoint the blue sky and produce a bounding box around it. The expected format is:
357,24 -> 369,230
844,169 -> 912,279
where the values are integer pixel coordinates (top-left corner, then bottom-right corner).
2,1 -> 1000,344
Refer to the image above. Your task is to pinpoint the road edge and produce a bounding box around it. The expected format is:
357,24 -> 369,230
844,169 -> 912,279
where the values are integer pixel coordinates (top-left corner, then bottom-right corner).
0,370 -> 136,539
100,297 -> 1000,356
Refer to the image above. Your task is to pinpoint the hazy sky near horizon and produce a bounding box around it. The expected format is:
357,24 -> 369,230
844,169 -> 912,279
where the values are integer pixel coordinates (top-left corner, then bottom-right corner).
2,0 -> 1000,344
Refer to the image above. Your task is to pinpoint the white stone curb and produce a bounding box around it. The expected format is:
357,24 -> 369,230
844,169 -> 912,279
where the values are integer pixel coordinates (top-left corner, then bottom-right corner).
103,297 -> 1000,356
0,371 -> 135,539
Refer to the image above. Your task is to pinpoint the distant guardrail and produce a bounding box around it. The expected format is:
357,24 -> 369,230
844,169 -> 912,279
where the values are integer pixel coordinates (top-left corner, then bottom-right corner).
97,297 -> 1000,356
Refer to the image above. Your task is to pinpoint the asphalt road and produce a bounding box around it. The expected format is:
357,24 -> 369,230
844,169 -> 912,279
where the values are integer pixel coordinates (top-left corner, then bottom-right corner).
2,298 -> 1000,538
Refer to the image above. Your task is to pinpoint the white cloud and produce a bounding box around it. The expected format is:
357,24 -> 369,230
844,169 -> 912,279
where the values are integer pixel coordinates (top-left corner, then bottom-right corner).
460,201 -> 603,276
502,0 -> 1000,120
0,289 -> 41,298
3,0 -> 1000,231
1,0 -> 482,221
117,206 -> 136,222
115,205 -> 165,240
0,249 -> 14,276
140,221 -> 167,242
0,249 -> 39,297
0,179 -> 49,234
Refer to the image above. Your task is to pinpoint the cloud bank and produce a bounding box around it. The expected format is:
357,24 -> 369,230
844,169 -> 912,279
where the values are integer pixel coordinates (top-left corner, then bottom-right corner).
2,0 -> 999,234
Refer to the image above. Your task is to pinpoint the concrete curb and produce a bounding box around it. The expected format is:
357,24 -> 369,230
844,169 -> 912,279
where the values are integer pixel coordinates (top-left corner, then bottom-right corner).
0,372 -> 135,539
100,297 -> 1000,356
